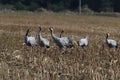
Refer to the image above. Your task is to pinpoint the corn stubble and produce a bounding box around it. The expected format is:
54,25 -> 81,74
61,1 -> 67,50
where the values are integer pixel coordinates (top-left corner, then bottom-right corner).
0,12 -> 120,80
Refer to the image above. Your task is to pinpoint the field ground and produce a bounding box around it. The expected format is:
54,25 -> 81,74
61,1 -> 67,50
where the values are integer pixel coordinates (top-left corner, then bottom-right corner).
0,12 -> 120,80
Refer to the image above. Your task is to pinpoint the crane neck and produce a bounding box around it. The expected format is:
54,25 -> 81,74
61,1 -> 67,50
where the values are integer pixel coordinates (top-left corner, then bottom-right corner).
106,34 -> 109,44
38,31 -> 42,39
25,29 -> 29,36
24,36 -> 28,44
60,30 -> 64,38
106,34 -> 108,40
50,30 -> 58,40
60,31 -> 63,38
24,29 -> 29,44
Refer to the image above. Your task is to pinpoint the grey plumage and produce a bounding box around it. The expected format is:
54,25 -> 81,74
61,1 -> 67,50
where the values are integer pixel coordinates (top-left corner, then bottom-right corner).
106,33 -> 118,48
38,27 -> 50,48
59,29 -> 74,48
78,36 -> 88,47
24,29 -> 36,47
49,27 -> 69,48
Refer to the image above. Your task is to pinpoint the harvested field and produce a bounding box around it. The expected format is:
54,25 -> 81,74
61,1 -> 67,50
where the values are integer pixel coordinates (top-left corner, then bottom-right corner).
0,12 -> 120,80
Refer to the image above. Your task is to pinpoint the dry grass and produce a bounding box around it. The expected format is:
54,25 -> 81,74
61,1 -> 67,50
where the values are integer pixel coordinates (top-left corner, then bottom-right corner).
0,12 -> 120,80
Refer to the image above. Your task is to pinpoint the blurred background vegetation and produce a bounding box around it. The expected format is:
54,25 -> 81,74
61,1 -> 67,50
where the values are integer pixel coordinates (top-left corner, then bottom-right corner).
0,0 -> 120,13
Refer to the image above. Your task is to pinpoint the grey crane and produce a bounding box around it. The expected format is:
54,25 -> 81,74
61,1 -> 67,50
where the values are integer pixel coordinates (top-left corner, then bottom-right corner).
59,29 -> 75,48
38,27 -> 50,48
49,27 -> 69,48
106,33 -> 118,48
78,36 -> 88,47
24,29 -> 36,47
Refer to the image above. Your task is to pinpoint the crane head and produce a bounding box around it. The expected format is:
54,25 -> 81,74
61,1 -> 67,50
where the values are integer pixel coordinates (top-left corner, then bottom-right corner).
61,29 -> 64,33
49,27 -> 53,32
106,32 -> 110,39
39,26 -> 42,31
106,32 -> 110,36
